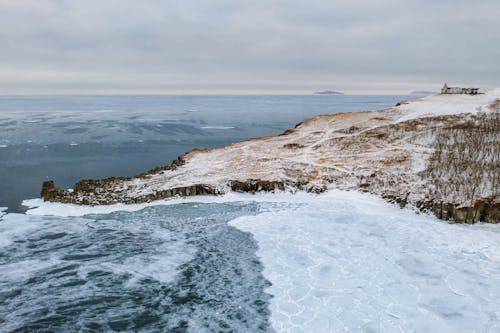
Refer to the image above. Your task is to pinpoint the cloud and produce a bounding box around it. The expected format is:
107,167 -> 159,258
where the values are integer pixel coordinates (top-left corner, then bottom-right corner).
0,0 -> 499,93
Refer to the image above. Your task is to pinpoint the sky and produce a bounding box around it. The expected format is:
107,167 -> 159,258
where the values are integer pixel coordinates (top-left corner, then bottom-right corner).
0,0 -> 499,94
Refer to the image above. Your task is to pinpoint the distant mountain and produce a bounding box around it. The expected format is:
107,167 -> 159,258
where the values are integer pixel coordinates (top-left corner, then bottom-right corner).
314,90 -> 344,95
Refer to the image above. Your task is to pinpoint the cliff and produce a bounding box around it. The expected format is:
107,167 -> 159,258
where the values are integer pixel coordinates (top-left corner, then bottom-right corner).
41,91 -> 500,223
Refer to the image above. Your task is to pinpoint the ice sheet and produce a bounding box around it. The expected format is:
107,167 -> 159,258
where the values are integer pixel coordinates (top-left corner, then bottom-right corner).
230,191 -> 500,332
23,191 -> 319,217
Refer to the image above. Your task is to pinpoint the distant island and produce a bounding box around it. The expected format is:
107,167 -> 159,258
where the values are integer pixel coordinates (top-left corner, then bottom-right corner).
314,90 -> 344,95
410,91 -> 436,95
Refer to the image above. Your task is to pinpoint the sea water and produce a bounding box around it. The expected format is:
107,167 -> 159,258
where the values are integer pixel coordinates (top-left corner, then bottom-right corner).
2,94 -> 499,332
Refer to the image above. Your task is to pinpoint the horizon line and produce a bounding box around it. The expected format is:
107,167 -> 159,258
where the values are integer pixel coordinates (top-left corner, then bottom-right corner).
0,90 -> 436,97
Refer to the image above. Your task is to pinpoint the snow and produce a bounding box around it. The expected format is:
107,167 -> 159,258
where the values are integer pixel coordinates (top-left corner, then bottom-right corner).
230,190 -> 500,333
395,89 -> 500,122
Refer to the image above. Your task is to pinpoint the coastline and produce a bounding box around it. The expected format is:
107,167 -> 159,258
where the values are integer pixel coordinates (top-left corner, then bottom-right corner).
39,92 -> 500,223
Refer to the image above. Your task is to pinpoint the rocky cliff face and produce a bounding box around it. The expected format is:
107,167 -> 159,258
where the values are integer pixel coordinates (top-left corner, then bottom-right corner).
41,91 -> 500,223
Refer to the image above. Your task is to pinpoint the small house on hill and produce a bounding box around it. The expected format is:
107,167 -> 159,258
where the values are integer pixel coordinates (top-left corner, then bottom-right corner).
441,83 -> 482,95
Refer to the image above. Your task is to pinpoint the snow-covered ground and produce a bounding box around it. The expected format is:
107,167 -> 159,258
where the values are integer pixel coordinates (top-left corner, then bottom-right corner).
396,88 -> 500,122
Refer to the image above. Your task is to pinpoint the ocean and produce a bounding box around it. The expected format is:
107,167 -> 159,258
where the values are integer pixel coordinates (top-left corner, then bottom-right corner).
1,95 -> 499,332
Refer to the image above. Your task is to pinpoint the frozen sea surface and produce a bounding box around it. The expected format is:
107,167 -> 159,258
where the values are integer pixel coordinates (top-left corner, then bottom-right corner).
230,191 -> 500,333
2,191 -> 500,332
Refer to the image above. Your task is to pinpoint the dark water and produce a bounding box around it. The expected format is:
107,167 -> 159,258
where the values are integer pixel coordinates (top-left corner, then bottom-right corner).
0,202 -> 276,332
0,94 -> 413,212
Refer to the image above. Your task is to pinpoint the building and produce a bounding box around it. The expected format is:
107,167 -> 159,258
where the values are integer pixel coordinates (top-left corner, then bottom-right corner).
441,83 -> 482,95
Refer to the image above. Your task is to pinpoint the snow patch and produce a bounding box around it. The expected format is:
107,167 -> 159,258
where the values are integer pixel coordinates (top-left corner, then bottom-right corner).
396,89 -> 500,122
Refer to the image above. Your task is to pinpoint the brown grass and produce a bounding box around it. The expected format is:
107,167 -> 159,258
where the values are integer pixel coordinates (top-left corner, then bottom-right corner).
425,109 -> 500,205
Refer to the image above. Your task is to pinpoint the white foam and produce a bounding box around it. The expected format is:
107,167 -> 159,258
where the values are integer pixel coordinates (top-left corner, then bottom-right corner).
229,191 -> 500,332
0,213 -> 87,248
0,259 -> 61,283
0,212 -> 195,290
101,241 -> 195,285
0,145 -> 8,148
0,213 -> 41,248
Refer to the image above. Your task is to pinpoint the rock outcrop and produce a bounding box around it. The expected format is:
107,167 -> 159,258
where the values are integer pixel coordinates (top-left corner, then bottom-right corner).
41,91 -> 500,223
40,180 -> 66,201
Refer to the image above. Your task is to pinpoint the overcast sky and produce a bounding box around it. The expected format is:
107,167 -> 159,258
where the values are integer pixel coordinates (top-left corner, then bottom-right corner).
1,0 -> 499,94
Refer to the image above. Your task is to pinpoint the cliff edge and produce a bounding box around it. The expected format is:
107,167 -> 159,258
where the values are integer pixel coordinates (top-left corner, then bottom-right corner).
41,90 -> 500,223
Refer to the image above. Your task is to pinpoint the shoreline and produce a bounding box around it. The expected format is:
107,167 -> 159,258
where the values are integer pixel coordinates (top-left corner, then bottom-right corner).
39,92 -> 500,223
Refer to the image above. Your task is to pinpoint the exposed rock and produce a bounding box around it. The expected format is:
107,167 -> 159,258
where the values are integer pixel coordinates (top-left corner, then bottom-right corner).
431,200 -> 500,224
230,180 -> 286,193
41,180 -> 65,201
283,143 -> 305,149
